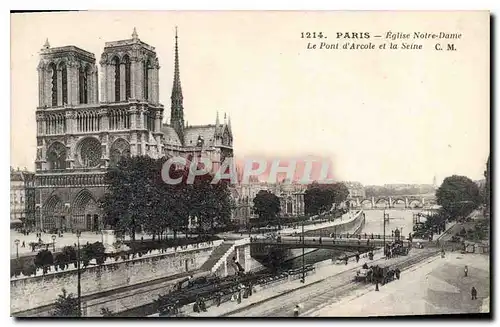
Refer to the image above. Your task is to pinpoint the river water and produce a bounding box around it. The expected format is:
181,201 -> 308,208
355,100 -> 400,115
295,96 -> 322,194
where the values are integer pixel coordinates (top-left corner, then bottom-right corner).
282,209 -> 422,269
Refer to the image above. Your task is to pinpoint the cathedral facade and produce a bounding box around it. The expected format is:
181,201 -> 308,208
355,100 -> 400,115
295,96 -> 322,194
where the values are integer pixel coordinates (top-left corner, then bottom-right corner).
34,29 -> 233,231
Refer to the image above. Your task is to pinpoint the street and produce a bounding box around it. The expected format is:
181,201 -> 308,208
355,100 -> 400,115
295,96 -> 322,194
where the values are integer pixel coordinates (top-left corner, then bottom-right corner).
309,252 -> 489,316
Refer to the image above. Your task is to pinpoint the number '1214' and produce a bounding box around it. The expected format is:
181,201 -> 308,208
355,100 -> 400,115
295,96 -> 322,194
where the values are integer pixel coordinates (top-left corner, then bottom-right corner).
301,32 -> 324,38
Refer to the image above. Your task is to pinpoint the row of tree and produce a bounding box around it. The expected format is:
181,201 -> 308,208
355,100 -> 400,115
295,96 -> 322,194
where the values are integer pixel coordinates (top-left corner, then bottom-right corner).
436,175 -> 482,220
365,185 -> 436,197
100,156 -> 233,240
304,182 -> 349,216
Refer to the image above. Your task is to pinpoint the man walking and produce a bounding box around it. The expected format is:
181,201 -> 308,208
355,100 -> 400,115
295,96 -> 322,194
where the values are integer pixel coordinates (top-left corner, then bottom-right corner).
471,287 -> 477,300
464,265 -> 468,277
293,305 -> 300,317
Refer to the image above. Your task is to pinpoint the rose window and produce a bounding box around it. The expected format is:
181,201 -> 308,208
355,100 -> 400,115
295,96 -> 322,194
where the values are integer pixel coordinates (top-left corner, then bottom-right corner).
79,138 -> 102,168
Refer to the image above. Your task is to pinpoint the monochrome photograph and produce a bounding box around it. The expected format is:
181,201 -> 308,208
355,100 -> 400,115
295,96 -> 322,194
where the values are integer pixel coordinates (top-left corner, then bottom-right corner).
9,11 -> 490,318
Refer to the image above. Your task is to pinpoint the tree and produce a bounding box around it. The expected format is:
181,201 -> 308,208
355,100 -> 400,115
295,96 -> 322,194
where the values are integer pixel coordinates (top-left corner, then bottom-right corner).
34,249 -> 53,274
78,242 -> 106,267
253,190 -> 281,227
331,183 -> 349,206
304,182 -> 341,216
189,172 -> 233,235
101,156 -> 165,241
436,175 -> 481,220
52,288 -> 79,317
484,154 -> 490,216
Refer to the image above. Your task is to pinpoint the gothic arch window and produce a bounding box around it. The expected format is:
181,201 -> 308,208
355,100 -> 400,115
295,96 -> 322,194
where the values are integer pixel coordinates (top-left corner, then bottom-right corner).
78,137 -> 102,168
113,56 -> 120,102
79,64 -> 90,104
49,63 -> 57,107
59,62 -> 68,105
123,55 -> 131,100
223,129 -> 230,146
144,58 -> 150,101
109,138 -> 131,167
47,142 -> 66,170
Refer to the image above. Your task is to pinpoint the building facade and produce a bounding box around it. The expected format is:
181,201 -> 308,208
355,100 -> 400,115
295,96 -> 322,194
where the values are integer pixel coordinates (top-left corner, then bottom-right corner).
10,168 -> 36,228
34,29 -> 233,231
231,180 -> 306,226
342,181 -> 366,199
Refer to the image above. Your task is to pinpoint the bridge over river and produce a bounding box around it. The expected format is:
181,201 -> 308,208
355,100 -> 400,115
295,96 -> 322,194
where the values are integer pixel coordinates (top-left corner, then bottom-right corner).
250,235 -> 410,252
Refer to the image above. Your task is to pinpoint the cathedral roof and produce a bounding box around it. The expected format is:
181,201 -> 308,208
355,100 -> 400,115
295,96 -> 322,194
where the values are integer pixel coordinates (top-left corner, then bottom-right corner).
161,125 -> 183,146
184,125 -> 218,146
10,169 -> 34,182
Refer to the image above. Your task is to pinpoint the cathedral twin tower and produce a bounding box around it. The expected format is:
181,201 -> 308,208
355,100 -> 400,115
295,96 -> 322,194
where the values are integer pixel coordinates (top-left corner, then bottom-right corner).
34,28 -> 233,231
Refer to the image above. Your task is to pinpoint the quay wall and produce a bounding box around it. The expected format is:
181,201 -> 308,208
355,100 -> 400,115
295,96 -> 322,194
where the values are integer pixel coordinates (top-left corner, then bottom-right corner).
11,242 -> 221,314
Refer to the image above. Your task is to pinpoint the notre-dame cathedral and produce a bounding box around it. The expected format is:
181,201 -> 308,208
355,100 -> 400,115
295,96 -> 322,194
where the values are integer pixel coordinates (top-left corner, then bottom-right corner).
34,28 -> 233,231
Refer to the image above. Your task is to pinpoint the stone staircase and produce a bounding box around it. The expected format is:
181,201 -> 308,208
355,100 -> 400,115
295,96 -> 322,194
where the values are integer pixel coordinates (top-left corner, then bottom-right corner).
199,241 -> 234,272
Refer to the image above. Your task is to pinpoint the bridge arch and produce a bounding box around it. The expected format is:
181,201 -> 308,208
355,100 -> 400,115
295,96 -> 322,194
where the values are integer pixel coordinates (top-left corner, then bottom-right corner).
360,199 -> 373,205
408,199 -> 422,208
375,198 -> 389,204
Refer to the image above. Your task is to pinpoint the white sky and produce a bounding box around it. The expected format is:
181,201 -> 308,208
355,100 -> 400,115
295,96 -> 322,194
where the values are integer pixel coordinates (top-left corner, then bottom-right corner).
10,11 -> 490,185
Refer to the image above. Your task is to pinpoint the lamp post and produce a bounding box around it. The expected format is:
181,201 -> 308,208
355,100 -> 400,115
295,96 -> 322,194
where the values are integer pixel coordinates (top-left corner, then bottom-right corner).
14,239 -> 20,259
76,230 -> 82,317
51,235 -> 56,252
383,210 -> 390,253
301,214 -> 306,283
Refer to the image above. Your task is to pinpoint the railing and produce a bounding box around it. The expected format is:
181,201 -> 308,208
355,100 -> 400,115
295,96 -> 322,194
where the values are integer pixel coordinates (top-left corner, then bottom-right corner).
11,239 -> 224,281
249,236 -> 408,247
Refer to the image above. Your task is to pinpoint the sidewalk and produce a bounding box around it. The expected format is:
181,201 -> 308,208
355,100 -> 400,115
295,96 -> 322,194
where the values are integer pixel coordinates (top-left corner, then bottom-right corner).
186,249 -> 387,317
309,252 -> 490,316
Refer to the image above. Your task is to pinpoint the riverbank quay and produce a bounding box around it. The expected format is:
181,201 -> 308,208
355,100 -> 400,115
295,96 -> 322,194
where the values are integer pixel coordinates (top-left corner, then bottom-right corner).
180,248 -> 436,317
308,252 -> 490,317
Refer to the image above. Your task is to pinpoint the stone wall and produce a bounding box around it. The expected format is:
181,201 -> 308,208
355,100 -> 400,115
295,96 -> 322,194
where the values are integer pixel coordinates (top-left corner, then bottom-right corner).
303,211 -> 365,237
11,245 -> 216,314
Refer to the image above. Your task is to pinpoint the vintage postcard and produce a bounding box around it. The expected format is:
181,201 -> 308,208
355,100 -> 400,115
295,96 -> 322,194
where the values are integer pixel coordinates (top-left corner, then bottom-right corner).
10,11 -> 490,318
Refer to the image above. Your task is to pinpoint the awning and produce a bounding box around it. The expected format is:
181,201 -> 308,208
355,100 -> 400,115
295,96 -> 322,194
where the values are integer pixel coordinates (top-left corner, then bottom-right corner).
10,219 -> 23,225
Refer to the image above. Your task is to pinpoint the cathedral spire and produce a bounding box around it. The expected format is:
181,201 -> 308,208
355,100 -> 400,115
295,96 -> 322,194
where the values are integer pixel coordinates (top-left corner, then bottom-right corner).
172,26 -> 182,97
170,26 -> 185,144
132,27 -> 138,40
216,111 -> 220,126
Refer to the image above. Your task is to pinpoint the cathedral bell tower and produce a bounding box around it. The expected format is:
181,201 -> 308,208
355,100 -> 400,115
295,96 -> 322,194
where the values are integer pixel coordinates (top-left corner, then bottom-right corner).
99,28 -> 164,159
35,39 -> 98,172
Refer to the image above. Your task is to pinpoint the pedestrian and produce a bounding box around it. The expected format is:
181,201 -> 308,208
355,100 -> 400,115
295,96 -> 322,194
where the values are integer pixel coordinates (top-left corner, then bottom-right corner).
471,287 -> 477,300
293,305 -> 300,317
22,241 -> 25,248
464,265 -> 468,277
355,253 -> 360,263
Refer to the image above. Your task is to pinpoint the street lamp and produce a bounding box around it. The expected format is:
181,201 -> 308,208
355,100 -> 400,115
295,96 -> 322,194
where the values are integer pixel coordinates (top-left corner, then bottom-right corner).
76,230 -> 82,317
51,235 -> 56,252
301,214 -> 306,283
14,239 -> 20,259
383,210 -> 390,253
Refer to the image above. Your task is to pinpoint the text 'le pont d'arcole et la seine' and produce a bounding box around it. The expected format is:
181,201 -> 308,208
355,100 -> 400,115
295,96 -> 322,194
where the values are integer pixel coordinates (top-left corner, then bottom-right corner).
302,31 -> 462,51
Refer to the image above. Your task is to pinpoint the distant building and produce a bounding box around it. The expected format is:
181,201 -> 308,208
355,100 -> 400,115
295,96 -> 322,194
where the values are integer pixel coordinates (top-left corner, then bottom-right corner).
231,180 -> 306,225
341,181 -> 365,199
10,167 -> 36,229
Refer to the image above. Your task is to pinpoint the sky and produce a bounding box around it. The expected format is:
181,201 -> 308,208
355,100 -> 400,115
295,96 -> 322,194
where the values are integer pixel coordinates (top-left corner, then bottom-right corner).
10,11 -> 490,185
